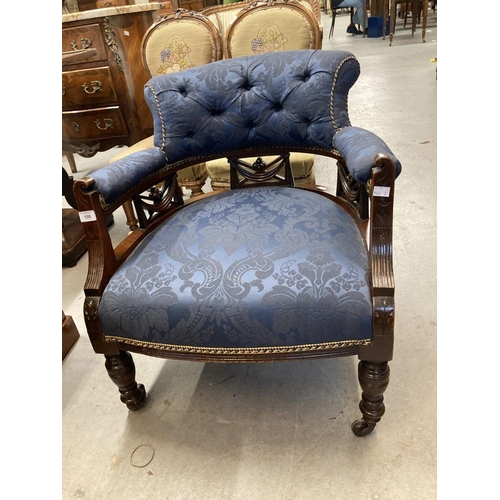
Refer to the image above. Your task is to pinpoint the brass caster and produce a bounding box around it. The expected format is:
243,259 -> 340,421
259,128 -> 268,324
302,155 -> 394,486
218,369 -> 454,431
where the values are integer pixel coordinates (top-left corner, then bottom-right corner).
351,418 -> 376,437
125,384 -> 147,411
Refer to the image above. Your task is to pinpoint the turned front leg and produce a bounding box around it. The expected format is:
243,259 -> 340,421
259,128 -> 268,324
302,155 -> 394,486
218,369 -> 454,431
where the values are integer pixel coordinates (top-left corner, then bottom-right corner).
351,360 -> 390,436
104,350 -> 146,411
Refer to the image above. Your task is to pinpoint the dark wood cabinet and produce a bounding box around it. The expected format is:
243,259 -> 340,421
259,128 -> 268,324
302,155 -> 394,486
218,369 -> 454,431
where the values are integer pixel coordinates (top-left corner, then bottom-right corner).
67,0 -> 132,11
95,0 -> 131,8
179,0 -> 205,10
62,6 -> 160,159
148,0 -> 210,14
62,311 -> 80,361
149,0 -> 175,15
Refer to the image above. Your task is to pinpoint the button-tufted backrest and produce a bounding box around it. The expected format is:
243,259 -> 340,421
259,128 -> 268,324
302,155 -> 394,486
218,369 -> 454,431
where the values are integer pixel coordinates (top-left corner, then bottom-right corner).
144,50 -> 360,166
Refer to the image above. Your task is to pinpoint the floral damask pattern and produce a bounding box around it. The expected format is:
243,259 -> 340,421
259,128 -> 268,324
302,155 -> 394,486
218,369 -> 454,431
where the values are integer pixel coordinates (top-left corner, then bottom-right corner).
101,250 -> 178,339
143,50 -> 361,166
99,187 -> 372,348
91,51 -> 400,208
262,249 -> 370,344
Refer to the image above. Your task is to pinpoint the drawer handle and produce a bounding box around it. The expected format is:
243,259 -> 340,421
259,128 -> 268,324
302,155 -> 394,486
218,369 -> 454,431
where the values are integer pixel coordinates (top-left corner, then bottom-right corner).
82,80 -> 103,94
71,122 -> 80,133
70,38 -> 92,51
95,118 -> 114,131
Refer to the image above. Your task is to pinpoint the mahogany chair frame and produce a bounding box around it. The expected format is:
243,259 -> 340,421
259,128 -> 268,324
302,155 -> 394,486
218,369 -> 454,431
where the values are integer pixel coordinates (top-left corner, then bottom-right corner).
74,50 -> 399,437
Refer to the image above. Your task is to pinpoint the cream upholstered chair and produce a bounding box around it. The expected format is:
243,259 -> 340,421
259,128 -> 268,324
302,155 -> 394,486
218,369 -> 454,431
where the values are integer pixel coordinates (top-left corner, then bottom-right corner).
108,9 -> 223,229
205,0 -> 322,191
141,9 -> 223,79
297,0 -> 323,37
201,1 -> 250,57
202,0 -> 321,58
226,0 -> 322,57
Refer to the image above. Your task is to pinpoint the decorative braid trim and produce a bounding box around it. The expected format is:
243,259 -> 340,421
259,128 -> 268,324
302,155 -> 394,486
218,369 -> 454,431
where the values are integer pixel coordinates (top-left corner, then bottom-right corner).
145,83 -> 167,152
106,336 -> 372,355
329,54 -> 357,131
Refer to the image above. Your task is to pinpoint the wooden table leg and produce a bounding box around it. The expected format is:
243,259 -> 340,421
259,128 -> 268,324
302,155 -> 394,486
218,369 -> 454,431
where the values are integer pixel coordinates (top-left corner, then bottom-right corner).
65,151 -> 78,174
62,311 -> 80,361
389,0 -> 396,46
382,0 -> 389,39
123,199 -> 139,231
422,0 -> 428,42
363,2 -> 367,37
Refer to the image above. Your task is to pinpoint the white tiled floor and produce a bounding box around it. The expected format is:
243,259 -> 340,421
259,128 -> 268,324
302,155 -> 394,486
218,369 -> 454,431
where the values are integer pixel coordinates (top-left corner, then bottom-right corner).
60,10 -> 439,499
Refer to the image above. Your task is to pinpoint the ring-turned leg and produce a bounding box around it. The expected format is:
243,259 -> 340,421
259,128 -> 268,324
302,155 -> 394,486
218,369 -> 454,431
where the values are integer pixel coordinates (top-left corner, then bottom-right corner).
122,200 -> 139,231
351,360 -> 390,436
104,350 -> 146,411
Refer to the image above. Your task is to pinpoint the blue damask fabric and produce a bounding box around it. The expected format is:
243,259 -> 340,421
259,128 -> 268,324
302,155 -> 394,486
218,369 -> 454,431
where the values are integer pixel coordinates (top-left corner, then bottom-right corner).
333,127 -> 402,183
91,147 -> 167,205
144,49 -> 360,163
89,50 -> 401,206
99,187 -> 372,349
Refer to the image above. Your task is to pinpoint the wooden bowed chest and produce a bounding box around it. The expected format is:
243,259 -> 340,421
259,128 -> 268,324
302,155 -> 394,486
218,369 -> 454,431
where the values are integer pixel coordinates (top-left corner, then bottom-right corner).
62,5 -> 161,159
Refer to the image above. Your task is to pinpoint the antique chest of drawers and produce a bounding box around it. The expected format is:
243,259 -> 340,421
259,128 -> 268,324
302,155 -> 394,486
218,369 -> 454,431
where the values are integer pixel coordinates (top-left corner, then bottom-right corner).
148,0 -> 175,15
62,5 -> 161,159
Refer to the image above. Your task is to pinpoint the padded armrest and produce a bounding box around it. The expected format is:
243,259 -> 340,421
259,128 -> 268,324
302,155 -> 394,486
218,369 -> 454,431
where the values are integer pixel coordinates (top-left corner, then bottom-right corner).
91,147 -> 167,205
333,127 -> 402,184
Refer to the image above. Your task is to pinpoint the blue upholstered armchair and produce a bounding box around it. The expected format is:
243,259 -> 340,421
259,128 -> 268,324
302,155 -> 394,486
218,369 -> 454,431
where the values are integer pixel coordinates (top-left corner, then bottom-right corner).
74,49 -> 402,436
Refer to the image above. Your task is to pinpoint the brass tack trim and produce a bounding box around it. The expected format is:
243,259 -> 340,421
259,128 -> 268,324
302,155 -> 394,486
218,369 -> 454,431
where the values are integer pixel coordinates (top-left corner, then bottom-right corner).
330,55 -> 358,131
145,83 -> 167,152
106,336 -> 372,354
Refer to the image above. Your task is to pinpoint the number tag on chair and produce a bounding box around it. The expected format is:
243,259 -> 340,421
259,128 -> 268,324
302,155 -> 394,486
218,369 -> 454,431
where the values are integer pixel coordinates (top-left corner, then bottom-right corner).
79,210 -> 97,222
373,186 -> 391,197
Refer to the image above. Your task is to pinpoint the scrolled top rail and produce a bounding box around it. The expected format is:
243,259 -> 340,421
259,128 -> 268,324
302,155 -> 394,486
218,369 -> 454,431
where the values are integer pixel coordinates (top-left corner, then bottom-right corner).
145,49 -> 359,163
82,50 -> 401,206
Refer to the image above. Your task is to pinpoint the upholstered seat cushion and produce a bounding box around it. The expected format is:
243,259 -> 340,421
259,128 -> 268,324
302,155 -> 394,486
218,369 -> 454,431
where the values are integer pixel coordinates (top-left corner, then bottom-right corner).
99,186 -> 372,353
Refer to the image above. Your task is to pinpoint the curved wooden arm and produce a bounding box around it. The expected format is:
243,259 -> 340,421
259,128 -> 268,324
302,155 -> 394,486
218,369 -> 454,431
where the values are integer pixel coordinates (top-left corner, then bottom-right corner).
73,177 -> 118,296
369,154 -> 396,296
357,154 -> 396,362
